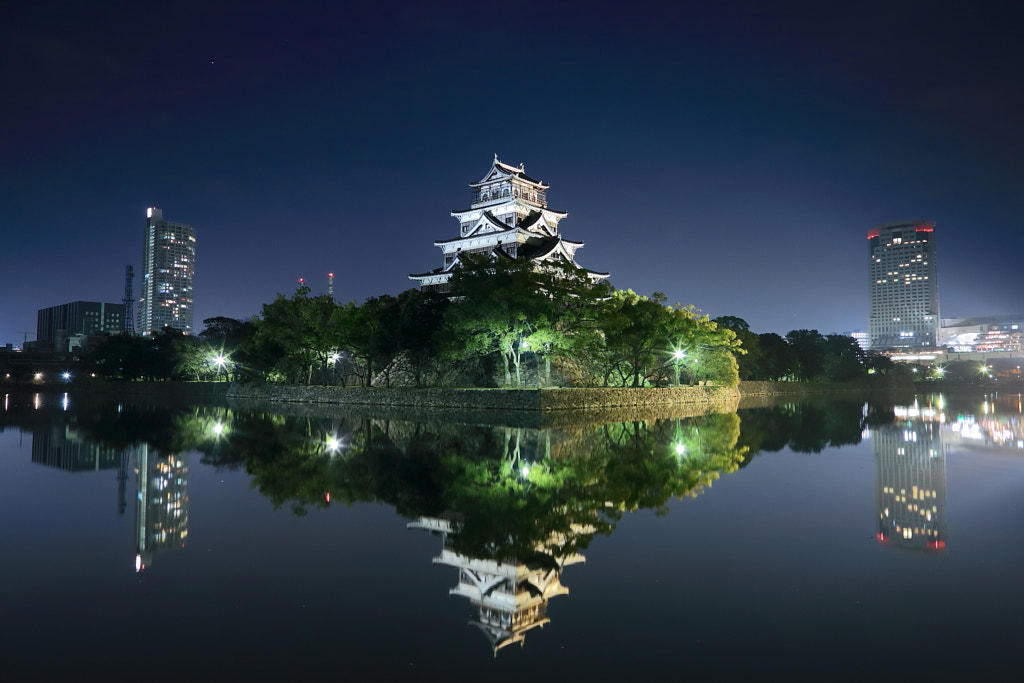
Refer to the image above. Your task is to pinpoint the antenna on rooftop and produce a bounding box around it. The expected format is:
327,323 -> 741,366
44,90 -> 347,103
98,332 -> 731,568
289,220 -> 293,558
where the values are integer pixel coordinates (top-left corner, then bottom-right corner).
328,272 -> 334,299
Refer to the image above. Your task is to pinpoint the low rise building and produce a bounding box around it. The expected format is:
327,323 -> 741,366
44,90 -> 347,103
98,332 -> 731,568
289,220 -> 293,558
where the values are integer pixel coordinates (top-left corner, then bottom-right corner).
36,301 -> 125,352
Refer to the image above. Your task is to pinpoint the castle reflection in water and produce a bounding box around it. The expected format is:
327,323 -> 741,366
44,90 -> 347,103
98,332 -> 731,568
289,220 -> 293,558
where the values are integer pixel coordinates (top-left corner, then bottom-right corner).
409,515 -> 588,655
13,389 -> 1024,655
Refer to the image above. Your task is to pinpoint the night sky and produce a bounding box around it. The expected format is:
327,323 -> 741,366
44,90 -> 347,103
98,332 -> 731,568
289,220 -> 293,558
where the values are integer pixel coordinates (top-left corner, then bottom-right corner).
3,0 -> 1022,347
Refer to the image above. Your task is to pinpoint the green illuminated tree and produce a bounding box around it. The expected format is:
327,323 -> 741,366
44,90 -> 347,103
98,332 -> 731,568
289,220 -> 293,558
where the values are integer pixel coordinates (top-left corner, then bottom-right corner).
444,254 -> 578,387
249,285 -> 342,384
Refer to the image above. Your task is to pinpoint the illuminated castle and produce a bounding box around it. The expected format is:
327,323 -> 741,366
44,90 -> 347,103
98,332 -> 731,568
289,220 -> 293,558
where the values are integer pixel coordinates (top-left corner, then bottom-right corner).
409,156 -> 607,292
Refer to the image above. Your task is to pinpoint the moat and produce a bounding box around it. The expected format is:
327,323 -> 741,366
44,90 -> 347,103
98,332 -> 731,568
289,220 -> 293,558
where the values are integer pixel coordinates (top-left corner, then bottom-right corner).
1,389 -> 1021,679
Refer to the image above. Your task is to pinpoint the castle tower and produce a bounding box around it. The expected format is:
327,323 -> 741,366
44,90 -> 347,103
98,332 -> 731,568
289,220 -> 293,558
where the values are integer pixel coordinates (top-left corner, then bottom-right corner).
409,156 -> 607,292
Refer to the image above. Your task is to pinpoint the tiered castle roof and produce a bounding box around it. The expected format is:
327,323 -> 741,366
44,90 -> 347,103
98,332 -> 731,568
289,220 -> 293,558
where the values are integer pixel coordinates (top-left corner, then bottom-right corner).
409,156 -> 608,290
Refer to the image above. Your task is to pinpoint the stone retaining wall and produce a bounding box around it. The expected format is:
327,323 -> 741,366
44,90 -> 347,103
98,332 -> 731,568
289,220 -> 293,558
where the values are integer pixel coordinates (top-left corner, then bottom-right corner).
226,383 -> 740,412
64,377 -> 911,415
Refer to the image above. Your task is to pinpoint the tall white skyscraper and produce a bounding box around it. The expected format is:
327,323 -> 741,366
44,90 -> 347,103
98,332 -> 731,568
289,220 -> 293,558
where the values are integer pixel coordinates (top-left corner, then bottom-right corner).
867,220 -> 938,350
139,207 -> 195,336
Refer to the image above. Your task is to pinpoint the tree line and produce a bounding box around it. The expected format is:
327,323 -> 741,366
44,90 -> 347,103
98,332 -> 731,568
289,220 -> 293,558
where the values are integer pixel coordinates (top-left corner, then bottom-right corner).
711,316 -> 895,382
83,254 -> 891,387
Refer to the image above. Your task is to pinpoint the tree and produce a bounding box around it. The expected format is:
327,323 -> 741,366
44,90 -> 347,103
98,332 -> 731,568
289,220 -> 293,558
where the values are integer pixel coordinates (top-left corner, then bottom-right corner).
864,351 -> 896,374
249,285 -> 342,384
713,316 -> 761,381
755,332 -> 798,381
596,290 -> 674,386
673,306 -> 742,388
444,254 -> 564,387
785,329 -> 829,381
85,333 -> 153,380
597,293 -> 742,387
393,288 -> 449,386
198,317 -> 252,347
823,334 -> 866,381
173,336 -> 212,381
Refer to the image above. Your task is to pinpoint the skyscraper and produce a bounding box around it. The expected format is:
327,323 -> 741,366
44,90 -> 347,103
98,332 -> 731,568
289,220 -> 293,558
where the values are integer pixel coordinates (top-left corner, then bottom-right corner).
139,207 -> 195,336
868,221 -> 939,350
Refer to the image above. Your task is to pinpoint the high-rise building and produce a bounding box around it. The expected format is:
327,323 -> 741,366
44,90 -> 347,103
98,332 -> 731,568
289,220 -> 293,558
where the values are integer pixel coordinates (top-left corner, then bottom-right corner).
36,301 -> 125,352
139,207 -> 195,336
867,221 -> 939,350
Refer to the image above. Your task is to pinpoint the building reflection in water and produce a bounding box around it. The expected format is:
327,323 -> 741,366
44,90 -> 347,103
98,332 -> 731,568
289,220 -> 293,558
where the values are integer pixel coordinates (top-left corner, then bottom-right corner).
32,421 -> 122,472
410,515 -> 588,655
872,399 -> 947,552
134,444 -> 189,572
30,401 -> 134,515
944,393 -> 1024,452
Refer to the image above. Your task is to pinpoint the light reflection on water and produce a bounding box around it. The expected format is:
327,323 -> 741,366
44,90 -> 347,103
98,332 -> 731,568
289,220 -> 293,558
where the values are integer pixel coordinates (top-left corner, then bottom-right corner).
1,390 -> 1022,678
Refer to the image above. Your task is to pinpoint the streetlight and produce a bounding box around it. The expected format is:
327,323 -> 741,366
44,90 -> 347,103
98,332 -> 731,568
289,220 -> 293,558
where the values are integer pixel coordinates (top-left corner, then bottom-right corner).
210,353 -> 228,381
325,433 -> 345,454
672,349 -> 686,386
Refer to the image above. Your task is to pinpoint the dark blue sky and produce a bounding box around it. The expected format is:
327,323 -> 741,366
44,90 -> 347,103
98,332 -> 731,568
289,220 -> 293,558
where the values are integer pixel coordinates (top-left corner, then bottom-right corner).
3,0 -> 1022,346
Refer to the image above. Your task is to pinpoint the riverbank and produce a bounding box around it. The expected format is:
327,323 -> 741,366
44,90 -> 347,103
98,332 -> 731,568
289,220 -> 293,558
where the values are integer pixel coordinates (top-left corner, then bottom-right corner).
39,374 -> 915,412
225,383 -> 739,411
739,375 -> 915,396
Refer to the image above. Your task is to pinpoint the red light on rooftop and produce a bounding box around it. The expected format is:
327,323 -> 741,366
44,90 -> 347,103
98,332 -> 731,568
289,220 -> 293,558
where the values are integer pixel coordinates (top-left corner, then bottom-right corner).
927,540 -> 946,550
867,229 -> 880,239
916,225 -> 934,232
876,532 -> 889,544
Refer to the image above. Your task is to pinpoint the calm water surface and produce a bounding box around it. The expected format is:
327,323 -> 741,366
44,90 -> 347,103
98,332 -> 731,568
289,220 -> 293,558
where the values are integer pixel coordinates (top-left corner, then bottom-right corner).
1,390 -> 1022,680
